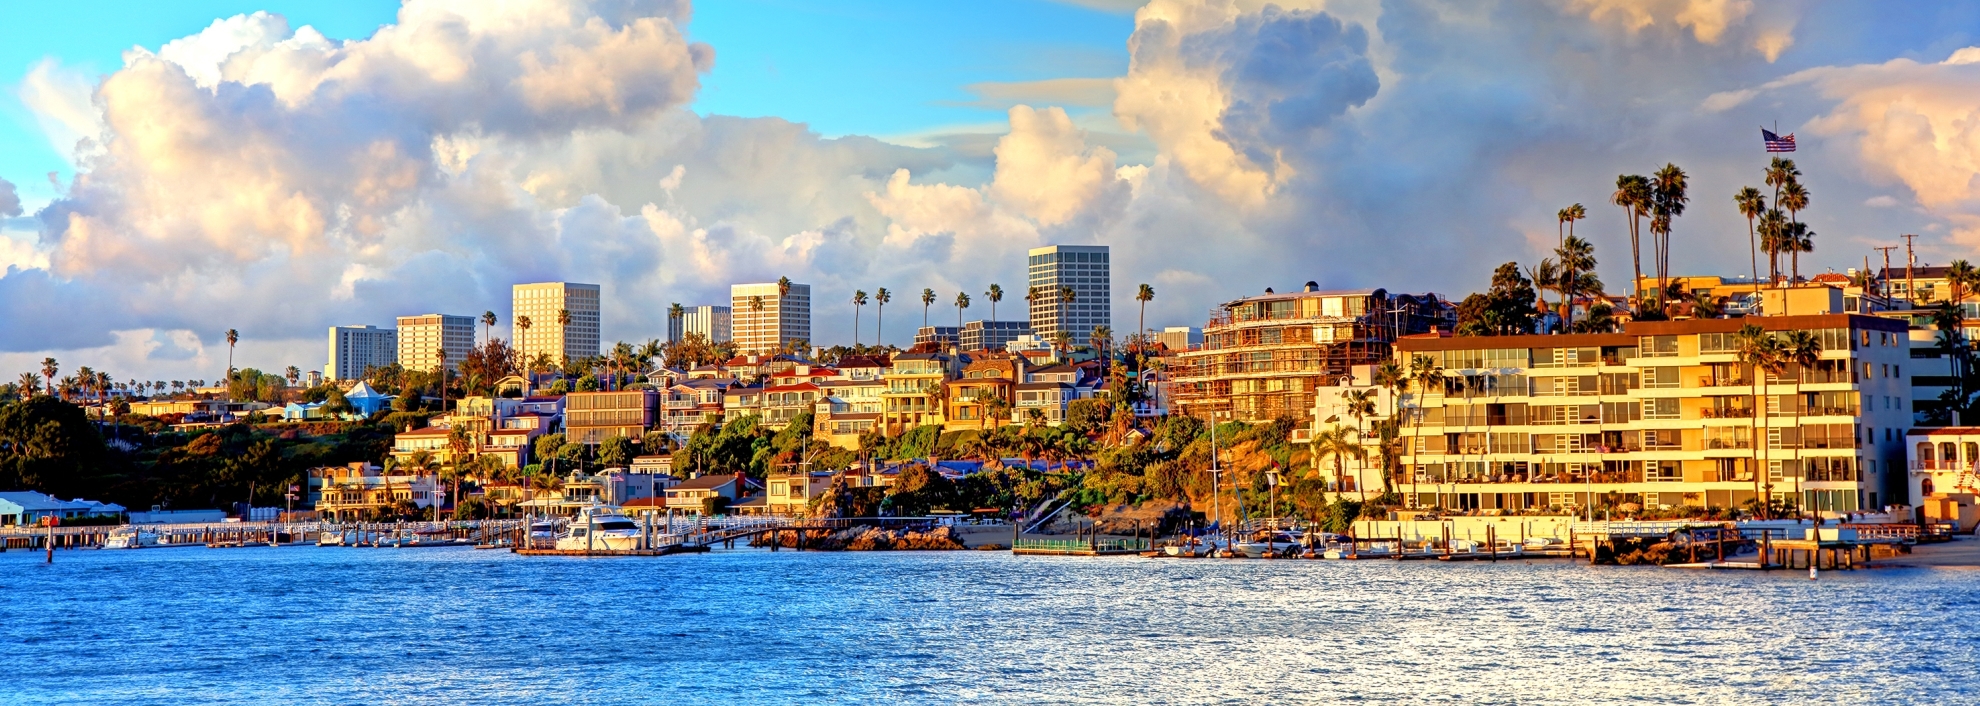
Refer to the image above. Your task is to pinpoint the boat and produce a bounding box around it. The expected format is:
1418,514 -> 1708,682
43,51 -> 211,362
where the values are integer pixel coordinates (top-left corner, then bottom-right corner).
1162,536 -> 1221,557
555,506 -> 645,551
103,526 -> 159,549
1236,531 -> 1305,558
317,531 -> 346,546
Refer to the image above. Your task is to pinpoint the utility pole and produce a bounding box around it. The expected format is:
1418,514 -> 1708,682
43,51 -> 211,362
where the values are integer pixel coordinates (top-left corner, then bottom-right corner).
1903,234 -> 1919,308
1875,246 -> 1897,301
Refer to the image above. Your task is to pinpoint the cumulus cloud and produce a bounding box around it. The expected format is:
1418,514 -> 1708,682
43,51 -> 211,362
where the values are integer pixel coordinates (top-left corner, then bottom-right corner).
10,0 -> 1980,377
0,178 -> 19,218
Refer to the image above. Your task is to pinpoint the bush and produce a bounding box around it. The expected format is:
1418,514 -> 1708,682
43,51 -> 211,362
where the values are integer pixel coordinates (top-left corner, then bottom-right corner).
702,495 -> 731,516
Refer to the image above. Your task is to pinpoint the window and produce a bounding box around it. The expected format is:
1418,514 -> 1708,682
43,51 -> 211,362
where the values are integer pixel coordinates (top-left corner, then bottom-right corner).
1698,332 -> 1740,354
1640,335 -> 1679,357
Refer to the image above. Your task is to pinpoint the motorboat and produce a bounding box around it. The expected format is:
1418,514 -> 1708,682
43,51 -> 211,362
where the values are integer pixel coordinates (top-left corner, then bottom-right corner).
317,531 -> 346,546
555,506 -> 644,551
1236,531 -> 1305,558
103,526 -> 159,549
1162,536 -> 1221,557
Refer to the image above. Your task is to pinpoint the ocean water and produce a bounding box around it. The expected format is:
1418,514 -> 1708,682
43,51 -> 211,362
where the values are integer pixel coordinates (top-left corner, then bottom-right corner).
3,545 -> 1976,704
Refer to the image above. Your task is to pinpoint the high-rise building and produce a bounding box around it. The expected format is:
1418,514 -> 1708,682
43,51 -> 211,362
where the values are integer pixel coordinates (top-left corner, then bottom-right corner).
1027,245 -> 1112,345
1157,326 -> 1201,352
731,282 -> 811,354
512,282 -> 602,366
396,314 -> 476,372
669,305 -> 732,344
327,325 -> 396,381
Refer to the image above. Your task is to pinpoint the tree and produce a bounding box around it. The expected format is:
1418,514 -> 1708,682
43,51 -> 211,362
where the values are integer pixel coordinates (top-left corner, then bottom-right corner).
875,288 -> 892,345
1650,163 -> 1689,313
1136,283 -> 1155,344
1090,325 -> 1112,359
1735,186 -> 1767,307
750,295 -> 766,350
920,288 -> 936,329
481,311 -> 497,346
1779,180 -> 1810,280
1530,259 -> 1560,332
851,290 -> 868,345
1734,324 -> 1782,517
18,373 -> 41,399
1310,425 -> 1366,501
1555,236 -> 1597,330
1779,330 -> 1822,518
516,315 -> 532,378
1758,207 -> 1788,285
40,358 -> 56,397
1341,388 -> 1378,495
954,291 -> 971,341
599,435 -> 634,467
985,283 -> 1003,322
1612,174 -> 1652,306
1404,354 -> 1443,501
225,329 -> 239,400
1455,263 -> 1539,336
1784,221 -> 1815,283
778,276 -> 792,300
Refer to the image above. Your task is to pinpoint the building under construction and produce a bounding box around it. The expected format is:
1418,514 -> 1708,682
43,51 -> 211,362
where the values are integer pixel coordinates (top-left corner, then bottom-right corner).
1169,284 -> 1454,422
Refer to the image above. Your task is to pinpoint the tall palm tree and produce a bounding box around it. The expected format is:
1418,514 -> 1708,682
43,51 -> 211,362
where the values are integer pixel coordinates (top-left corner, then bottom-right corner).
749,295 -> 766,351
1758,208 -> 1788,285
19,372 -> 41,398
875,288 -> 892,346
1404,354 -> 1443,503
985,284 -> 1003,322
1556,236 -> 1596,329
40,358 -> 56,397
285,366 -> 300,386
1341,388 -> 1378,494
1135,283 -> 1155,344
1311,425 -> 1367,502
1059,285 -> 1076,341
667,302 -> 684,340
516,315 -> 533,379
1650,163 -> 1689,312
1780,330 -> 1822,519
1611,175 -> 1652,307
1778,181 -> 1811,279
920,288 -> 936,330
1090,325 -> 1111,359
777,276 -> 792,300
435,347 -> 450,412
1530,259 -> 1561,332
1734,324 -> 1782,517
1785,221 -> 1815,282
1025,286 -> 1042,326
954,292 -> 971,342
851,290 -> 869,345
481,311 -> 497,346
1735,187 -> 1767,308
225,329 -> 239,400
1946,261 -> 1980,324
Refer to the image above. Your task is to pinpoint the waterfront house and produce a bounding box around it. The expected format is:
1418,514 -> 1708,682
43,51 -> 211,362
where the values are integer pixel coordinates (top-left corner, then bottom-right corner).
1907,427 -> 1980,531
761,381 -> 821,430
665,473 -> 745,513
882,351 -> 960,434
311,462 -> 441,520
767,471 -> 834,516
0,492 -> 123,526
945,354 -> 1025,432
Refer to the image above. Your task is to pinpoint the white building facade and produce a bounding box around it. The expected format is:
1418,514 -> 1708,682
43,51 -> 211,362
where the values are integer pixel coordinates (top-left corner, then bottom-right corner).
1027,245 -> 1112,345
513,282 -> 602,366
327,325 -> 397,381
396,314 -> 476,372
731,282 -> 811,354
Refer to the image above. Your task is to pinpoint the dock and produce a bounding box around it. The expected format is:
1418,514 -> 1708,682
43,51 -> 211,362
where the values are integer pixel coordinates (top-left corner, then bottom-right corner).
514,545 -> 709,557
1012,538 -> 1148,556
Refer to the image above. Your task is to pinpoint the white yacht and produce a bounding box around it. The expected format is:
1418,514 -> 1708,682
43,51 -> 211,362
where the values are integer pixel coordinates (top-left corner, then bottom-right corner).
103,526 -> 159,549
1236,530 -> 1305,558
555,506 -> 644,551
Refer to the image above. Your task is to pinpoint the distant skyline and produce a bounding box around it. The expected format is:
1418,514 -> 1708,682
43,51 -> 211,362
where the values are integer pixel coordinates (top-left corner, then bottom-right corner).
5,0 -> 1980,379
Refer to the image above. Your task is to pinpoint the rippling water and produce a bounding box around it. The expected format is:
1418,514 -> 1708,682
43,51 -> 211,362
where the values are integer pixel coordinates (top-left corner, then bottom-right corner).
3,544 -> 1976,704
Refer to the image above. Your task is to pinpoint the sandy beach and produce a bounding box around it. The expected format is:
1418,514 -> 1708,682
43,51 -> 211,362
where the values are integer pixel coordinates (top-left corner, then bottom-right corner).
1876,536 -> 1980,569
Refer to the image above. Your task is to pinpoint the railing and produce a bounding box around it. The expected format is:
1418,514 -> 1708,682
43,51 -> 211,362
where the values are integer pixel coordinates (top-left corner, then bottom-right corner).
1700,408 -> 1754,419
1913,460 -> 1973,471
1422,471 -> 1647,485
1705,438 -> 1753,450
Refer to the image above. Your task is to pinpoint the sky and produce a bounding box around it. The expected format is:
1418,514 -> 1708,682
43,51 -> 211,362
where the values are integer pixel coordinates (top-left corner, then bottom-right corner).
4,0 -> 1980,382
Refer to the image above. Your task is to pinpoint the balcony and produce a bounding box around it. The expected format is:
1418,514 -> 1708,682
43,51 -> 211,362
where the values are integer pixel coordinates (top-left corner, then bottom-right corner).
1419,470 -> 1647,485
1704,438 -> 1753,450
1700,408 -> 1755,420
1912,460 -> 1972,471
1697,376 -> 1752,388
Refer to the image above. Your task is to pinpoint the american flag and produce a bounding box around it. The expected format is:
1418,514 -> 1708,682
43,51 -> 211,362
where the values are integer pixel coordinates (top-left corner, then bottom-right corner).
1762,128 -> 1796,152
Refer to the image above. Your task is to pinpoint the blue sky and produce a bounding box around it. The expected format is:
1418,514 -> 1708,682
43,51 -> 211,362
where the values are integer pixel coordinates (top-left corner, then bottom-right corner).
0,0 -> 1132,210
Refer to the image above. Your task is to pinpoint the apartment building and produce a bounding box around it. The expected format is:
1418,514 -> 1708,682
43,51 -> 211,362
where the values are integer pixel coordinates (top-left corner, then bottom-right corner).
1386,314 -> 1912,517
1172,285 -> 1454,422
961,320 -> 1031,352
762,382 -> 822,430
327,325 -> 396,380
660,378 -> 734,438
1156,326 -> 1201,352
731,282 -> 811,354
564,390 -> 658,445
914,326 -> 959,347
395,314 -> 474,372
513,282 -> 602,365
670,304 -> 732,344
1028,245 -> 1111,344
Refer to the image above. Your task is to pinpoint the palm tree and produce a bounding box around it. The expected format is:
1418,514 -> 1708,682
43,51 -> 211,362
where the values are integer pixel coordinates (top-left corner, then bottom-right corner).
1734,324 -> 1781,517
1650,163 -> 1689,312
1530,259 -> 1561,332
1059,285 -> 1076,341
1403,354 -> 1443,503
851,290 -> 869,345
435,347 -> 450,411
40,358 -> 56,397
1311,425 -> 1367,502
778,276 -> 793,300
875,288 -> 892,346
749,296 -> 766,351
1946,261 -> 1980,325
1611,175 -> 1652,308
285,366 -> 300,386
515,315 -> 533,379
1135,283 -> 1155,344
1735,186 -> 1767,307
1758,208 -> 1789,285
18,372 -> 41,398
1024,286 -> 1042,327
1784,221 -> 1815,282
1341,388 -> 1377,494
225,329 -> 239,400
481,311 -> 497,345
985,284 -> 1003,322
1778,182 -> 1810,277
920,288 -> 936,330
1780,330 -> 1822,519
1556,236 -> 1597,329
1090,325 -> 1111,359
954,292 -> 971,343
